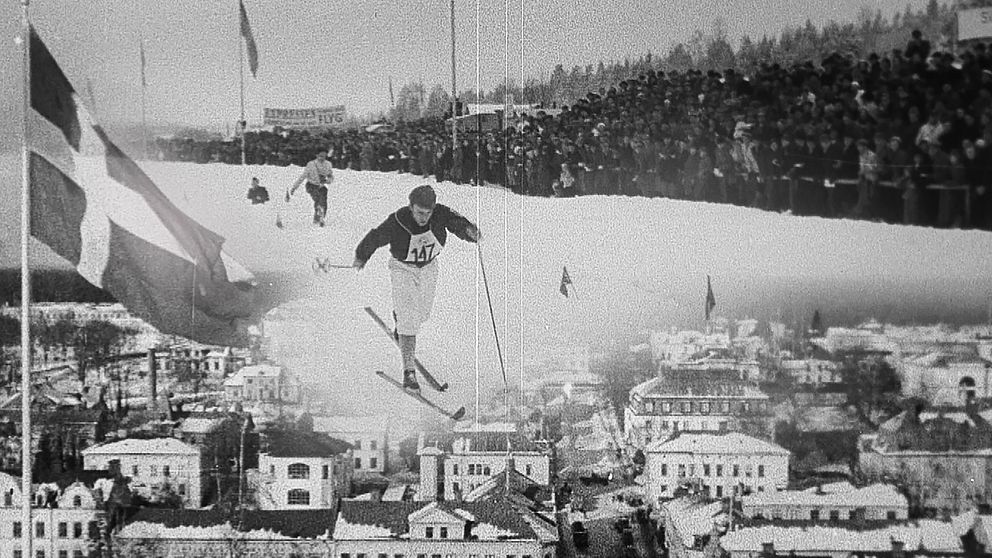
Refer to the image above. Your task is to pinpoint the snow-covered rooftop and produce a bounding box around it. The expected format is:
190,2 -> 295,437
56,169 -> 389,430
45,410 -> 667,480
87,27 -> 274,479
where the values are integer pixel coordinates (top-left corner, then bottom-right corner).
720,520 -> 962,553
179,417 -> 226,434
224,364 -> 282,387
663,497 -> 726,541
82,437 -> 199,456
647,432 -> 789,456
742,483 -> 906,509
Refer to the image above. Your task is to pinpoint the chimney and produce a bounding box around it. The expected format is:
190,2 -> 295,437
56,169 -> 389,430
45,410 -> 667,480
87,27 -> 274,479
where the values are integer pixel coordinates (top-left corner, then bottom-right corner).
147,349 -> 157,413
891,539 -> 905,558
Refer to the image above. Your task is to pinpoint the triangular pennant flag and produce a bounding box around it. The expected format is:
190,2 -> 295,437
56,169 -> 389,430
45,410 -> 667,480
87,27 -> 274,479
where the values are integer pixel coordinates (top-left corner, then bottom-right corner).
239,0 -> 259,78
705,275 -> 716,320
560,266 -> 572,297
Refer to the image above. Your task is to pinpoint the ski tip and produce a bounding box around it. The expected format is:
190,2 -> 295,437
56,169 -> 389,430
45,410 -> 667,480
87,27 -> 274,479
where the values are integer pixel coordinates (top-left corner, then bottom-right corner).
451,407 -> 466,421
438,383 -> 449,393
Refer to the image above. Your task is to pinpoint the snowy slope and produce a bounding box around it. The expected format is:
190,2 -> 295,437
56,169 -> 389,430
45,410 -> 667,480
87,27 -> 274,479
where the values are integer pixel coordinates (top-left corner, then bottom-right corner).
4,156 -> 992,421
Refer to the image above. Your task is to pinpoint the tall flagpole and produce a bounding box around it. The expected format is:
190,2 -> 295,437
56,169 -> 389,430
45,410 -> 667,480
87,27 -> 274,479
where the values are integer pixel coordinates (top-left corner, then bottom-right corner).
238,0 -> 246,166
19,2 -> 34,558
450,0 -> 457,152
140,39 -> 148,160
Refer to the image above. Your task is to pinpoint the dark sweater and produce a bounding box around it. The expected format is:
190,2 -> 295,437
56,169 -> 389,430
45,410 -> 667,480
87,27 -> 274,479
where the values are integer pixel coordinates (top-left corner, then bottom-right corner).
355,204 -> 477,267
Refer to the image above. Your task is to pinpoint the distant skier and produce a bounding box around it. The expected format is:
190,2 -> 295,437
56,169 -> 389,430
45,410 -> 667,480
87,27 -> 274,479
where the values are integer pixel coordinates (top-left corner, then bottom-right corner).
353,185 -> 481,392
287,149 -> 335,226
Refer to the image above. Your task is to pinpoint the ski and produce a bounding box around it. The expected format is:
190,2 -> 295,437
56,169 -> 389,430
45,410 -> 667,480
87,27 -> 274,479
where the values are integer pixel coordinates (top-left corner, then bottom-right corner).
364,306 -> 448,392
375,371 -> 465,421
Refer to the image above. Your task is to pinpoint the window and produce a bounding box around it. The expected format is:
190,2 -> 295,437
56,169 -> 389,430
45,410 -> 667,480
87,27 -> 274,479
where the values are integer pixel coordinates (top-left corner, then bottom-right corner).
131,465 -> 138,476
721,401 -> 730,413
72,495 -> 82,507
525,464 -> 532,477
73,523 -> 82,538
14,521 -> 21,538
4,490 -> 11,506
59,552 -> 67,558
661,402 -> 672,413
354,440 -> 362,450
703,464 -> 711,477
829,510 -> 840,521
178,484 -> 186,495
681,401 -> 691,413
810,510 -> 820,521
287,489 -> 310,506
163,465 -> 170,477
36,521 -> 44,538
716,485 -> 723,498
716,465 -> 723,477
733,465 -> 740,477
646,401 -> 654,413
743,402 -> 751,413
887,511 -> 897,520
678,464 -> 686,477
701,402 -> 711,414
370,457 -> 378,469
426,527 -> 434,538
35,552 -> 44,558
483,466 -> 491,475
370,440 -> 377,450
149,465 -> 157,476
355,457 -> 362,469
88,522 -> 98,539
58,522 -> 67,538
13,551 -> 21,558
270,465 -> 276,475
453,482 -> 460,494
688,464 -> 695,477
661,464 -> 668,476
288,463 -> 310,479
440,527 -> 448,538
323,465 -> 329,479
645,420 -> 653,431
849,510 -> 857,520
452,464 -> 459,475
468,464 -> 476,475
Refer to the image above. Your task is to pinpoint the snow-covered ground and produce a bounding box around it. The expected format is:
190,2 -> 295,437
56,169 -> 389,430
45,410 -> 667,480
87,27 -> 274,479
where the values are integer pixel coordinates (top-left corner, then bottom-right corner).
4,158 -> 992,422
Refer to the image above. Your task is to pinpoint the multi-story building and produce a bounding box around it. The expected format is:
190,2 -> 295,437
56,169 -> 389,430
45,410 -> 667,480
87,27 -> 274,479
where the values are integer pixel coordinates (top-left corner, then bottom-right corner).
625,369 -> 773,447
645,432 -> 790,502
0,471 -> 112,558
741,482 -> 908,522
112,508 -> 336,558
334,500 -> 557,558
859,406 -> 992,513
719,519 -> 964,558
82,437 -> 207,508
779,358 -> 841,386
418,425 -> 551,502
898,350 -> 992,406
650,328 -> 732,365
312,415 -> 389,474
252,430 -> 352,510
223,364 -> 301,404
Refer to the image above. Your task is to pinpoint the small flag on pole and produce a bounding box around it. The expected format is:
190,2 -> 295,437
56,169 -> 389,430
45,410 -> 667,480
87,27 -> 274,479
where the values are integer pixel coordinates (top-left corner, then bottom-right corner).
239,0 -> 259,78
705,275 -> 716,320
559,266 -> 572,297
139,39 -> 147,88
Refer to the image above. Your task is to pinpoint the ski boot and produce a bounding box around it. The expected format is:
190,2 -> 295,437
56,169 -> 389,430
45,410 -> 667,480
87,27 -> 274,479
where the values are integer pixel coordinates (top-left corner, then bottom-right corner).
402,369 -> 420,394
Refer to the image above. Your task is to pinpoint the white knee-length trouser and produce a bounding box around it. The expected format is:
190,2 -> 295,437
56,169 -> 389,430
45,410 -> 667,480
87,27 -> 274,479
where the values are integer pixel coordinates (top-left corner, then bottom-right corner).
388,257 -> 438,336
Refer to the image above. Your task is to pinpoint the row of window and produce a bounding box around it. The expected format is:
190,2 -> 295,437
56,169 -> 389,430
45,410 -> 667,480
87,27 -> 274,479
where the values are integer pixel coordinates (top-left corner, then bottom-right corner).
355,457 -> 378,470
642,420 -> 729,433
10,520 -> 98,538
281,463 -> 332,480
643,400 -> 767,415
659,483 -> 762,497
659,463 -> 766,478
752,509 -> 900,521
13,550 -> 87,558
340,554 -> 535,558
4,494 -> 86,508
452,464 -> 490,476
131,464 -> 181,478
352,440 -> 379,451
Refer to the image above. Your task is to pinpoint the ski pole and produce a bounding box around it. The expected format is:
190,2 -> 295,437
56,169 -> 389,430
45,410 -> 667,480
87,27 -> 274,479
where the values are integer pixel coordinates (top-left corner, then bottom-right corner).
476,243 -> 507,388
312,259 -> 354,273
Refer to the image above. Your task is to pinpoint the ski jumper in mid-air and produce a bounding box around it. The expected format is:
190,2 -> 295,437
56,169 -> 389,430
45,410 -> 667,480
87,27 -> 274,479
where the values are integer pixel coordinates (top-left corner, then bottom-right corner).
288,149 -> 335,226
353,185 -> 481,392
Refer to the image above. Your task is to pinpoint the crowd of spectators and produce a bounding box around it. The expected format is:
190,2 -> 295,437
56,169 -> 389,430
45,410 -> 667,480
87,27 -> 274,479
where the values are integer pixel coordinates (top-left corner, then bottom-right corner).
157,30 -> 992,231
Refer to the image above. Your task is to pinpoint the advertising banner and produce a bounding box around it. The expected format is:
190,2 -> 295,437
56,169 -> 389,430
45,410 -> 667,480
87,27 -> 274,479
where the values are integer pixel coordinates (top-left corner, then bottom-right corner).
263,106 -> 347,128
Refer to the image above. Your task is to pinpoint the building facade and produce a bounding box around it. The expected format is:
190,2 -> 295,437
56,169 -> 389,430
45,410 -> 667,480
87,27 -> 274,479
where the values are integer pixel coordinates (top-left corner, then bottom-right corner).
252,431 -> 352,510
223,364 -> 301,405
740,482 -> 908,521
82,437 -> 206,508
645,432 -> 790,503
626,369 -> 773,448
312,415 -> 389,474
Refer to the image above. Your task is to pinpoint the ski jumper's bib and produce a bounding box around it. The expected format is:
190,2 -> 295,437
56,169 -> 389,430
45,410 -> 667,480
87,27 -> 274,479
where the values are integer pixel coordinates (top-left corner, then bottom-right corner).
404,230 -> 443,264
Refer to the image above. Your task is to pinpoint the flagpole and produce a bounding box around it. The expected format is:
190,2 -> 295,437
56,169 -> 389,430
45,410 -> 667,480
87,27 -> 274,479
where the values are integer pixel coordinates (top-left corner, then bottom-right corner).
140,39 -> 148,160
450,0 -> 457,152
238,0 -> 246,166
19,2 -> 34,558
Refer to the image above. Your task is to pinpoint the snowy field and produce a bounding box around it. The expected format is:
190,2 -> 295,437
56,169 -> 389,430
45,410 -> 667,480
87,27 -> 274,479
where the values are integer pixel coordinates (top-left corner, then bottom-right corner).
3,157 -> 992,422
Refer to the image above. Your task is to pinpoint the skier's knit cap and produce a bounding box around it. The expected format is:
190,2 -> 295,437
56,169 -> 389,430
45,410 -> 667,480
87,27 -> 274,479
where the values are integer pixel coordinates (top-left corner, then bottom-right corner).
409,185 -> 437,209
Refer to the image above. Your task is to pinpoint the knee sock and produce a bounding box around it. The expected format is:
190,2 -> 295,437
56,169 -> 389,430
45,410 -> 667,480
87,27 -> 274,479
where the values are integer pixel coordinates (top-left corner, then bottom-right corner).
399,334 -> 417,372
